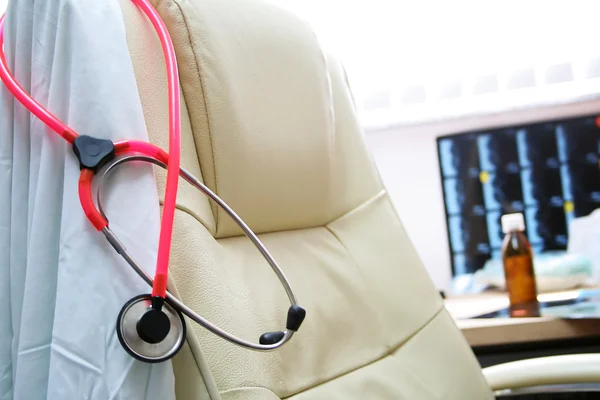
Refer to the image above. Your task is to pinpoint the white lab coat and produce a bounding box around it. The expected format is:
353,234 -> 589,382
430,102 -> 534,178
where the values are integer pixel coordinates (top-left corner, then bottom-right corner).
0,1 -> 175,398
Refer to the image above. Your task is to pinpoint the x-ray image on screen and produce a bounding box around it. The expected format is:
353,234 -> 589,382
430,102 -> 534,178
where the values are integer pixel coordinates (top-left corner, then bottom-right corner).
481,172 -> 524,213
478,130 -> 520,173
524,206 -> 569,250
443,177 -> 486,215
517,123 -> 561,169
447,215 -> 490,254
521,168 -> 564,207
437,114 -> 600,275
439,135 -> 480,178
557,118 -> 600,163
561,162 -> 600,217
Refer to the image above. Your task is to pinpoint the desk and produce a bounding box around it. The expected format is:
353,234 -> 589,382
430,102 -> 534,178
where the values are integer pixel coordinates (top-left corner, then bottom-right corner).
446,290 -> 600,347
445,289 -> 600,367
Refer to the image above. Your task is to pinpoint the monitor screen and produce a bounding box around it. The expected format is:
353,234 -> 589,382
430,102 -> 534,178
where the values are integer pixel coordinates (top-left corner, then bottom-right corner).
436,113 -> 600,276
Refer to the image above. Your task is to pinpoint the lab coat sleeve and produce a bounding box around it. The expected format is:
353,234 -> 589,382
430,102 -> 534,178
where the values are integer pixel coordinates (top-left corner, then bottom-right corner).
0,1 -> 176,399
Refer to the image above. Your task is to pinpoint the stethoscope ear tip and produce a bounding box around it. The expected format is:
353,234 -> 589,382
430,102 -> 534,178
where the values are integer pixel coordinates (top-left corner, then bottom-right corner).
259,331 -> 285,345
258,305 -> 307,346
286,305 -> 306,332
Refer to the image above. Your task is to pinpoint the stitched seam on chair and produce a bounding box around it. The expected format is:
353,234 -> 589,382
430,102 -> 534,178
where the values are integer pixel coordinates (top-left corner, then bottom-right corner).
328,189 -> 386,226
169,199 -> 445,399
182,339 -> 220,400
322,223 -> 390,358
158,202 -> 213,235
170,197 -> 378,245
162,247 -> 221,399
172,0 -> 220,231
151,5 -> 219,395
323,225 -> 366,280
220,386 -> 280,398
214,190 -> 389,241
281,306 -> 445,399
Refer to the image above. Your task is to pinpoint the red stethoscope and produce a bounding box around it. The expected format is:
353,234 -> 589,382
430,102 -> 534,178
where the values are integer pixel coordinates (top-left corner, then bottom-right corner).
0,0 -> 304,363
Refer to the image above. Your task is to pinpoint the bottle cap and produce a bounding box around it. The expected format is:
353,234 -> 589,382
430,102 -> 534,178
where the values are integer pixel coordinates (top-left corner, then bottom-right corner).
501,213 -> 526,233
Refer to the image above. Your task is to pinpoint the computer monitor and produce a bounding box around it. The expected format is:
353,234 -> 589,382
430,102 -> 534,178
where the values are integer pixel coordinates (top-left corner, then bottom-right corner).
436,113 -> 600,276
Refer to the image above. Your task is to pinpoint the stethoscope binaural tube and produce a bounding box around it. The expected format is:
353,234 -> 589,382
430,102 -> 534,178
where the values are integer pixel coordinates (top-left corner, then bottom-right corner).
96,155 -> 304,351
0,0 -> 180,301
0,0 -> 306,361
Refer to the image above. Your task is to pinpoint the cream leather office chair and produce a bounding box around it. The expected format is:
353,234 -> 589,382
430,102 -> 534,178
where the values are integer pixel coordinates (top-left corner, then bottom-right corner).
118,0 -> 600,398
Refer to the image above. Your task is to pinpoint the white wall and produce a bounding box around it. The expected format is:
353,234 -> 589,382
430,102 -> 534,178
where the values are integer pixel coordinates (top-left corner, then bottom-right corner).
366,98 -> 600,291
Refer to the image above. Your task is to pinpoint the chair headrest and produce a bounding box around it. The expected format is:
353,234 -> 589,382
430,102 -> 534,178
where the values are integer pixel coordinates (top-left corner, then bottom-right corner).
146,0 -> 383,238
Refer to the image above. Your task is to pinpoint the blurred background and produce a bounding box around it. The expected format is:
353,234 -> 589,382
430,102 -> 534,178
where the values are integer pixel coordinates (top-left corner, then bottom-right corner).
272,0 -> 600,291
4,0 -> 600,292
273,0 -> 600,128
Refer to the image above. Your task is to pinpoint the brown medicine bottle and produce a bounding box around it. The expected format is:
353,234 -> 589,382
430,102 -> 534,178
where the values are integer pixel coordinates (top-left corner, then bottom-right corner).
501,213 -> 540,317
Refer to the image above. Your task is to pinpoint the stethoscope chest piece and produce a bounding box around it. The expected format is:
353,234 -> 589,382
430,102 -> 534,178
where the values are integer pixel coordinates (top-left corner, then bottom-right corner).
0,0 -> 306,363
117,294 -> 186,363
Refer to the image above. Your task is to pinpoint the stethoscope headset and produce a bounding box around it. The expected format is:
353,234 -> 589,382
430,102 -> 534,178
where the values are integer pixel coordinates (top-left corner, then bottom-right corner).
0,0 -> 306,363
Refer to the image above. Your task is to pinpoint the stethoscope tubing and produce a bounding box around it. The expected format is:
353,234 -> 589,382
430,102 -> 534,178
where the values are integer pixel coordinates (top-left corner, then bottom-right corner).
0,1 -> 181,300
129,0 -> 182,300
98,155 -> 297,350
0,1 -> 303,353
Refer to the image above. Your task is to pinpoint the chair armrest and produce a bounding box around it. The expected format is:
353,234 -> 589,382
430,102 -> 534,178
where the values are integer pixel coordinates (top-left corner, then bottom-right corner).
482,354 -> 600,391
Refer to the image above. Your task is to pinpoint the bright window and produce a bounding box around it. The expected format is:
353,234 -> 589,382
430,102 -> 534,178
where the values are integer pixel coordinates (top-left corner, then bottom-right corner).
272,0 -> 600,129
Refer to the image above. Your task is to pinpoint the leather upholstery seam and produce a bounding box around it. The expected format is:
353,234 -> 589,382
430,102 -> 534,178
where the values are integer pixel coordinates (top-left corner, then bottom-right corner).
177,203 -> 213,232
214,190 -> 389,241
322,222 -> 390,347
280,306 -> 445,399
181,339 -> 220,400
157,201 -> 213,234
323,225 -> 367,280
151,5 -> 219,394
171,0 -> 220,231
220,386 -> 279,398
329,189 -> 386,226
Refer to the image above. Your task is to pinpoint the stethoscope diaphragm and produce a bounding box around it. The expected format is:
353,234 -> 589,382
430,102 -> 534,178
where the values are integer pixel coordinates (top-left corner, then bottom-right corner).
116,294 -> 186,363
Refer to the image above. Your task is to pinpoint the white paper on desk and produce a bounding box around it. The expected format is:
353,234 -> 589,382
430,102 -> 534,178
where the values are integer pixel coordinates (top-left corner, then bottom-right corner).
568,208 -> 600,284
474,251 -> 592,293
0,1 -> 175,399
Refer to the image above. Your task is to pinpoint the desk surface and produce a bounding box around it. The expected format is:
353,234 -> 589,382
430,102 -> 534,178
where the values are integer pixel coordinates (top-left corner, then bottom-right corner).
446,289 -> 600,348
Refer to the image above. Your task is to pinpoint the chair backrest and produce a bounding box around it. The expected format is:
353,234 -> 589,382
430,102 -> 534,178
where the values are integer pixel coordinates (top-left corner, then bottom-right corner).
119,0 -> 494,398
